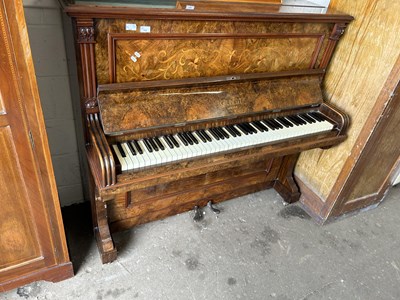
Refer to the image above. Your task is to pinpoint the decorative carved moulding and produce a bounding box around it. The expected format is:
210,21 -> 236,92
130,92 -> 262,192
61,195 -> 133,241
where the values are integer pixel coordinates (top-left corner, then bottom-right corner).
77,26 -> 95,43
76,18 -> 95,43
330,23 -> 347,41
85,97 -> 98,109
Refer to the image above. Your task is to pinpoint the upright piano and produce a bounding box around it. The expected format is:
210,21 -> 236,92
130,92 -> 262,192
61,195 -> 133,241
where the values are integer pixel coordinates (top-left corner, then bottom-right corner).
65,1 -> 353,263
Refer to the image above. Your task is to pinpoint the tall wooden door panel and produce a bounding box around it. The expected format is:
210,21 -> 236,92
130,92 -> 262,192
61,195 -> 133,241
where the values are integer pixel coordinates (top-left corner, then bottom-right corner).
0,0 -> 73,291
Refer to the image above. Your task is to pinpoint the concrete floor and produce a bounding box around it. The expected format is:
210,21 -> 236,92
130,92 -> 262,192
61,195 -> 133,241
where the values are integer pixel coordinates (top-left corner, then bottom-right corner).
3,185 -> 400,300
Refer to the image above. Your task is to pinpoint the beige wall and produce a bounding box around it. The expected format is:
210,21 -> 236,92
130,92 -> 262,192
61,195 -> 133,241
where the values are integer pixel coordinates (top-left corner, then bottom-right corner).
295,0 -> 400,201
23,0 -> 84,206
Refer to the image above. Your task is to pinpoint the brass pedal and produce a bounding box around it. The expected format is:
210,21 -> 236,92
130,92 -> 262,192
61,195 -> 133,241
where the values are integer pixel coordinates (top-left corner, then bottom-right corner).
207,201 -> 221,214
193,206 -> 204,222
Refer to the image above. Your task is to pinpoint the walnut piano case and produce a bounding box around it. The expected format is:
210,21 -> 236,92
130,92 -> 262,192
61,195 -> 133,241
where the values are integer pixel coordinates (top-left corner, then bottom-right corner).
65,4 -> 352,263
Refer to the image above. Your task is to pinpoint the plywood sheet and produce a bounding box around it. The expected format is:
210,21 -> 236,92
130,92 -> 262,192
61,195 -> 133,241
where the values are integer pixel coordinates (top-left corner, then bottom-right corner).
295,0 -> 400,200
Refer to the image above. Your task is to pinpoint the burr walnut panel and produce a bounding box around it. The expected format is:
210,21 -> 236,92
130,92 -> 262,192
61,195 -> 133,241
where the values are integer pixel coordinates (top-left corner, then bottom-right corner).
98,76 -> 323,134
110,34 -> 322,82
95,19 -> 333,84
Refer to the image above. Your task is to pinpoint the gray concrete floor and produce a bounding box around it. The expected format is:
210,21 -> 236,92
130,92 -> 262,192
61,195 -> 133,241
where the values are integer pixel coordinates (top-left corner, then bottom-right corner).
3,185 -> 400,300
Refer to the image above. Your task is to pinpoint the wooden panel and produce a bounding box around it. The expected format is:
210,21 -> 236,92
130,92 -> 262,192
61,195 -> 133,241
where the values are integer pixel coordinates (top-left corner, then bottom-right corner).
295,0 -> 400,200
109,171 -> 273,230
125,158 -> 276,205
322,76 -> 400,218
110,182 -> 269,231
111,34 -> 322,82
95,19 -> 333,84
0,127 -> 41,269
98,76 -> 323,134
0,0 -> 72,291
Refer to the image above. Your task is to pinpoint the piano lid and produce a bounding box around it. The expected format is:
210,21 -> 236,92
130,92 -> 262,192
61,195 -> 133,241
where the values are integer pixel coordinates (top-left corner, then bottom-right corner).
97,74 -> 323,135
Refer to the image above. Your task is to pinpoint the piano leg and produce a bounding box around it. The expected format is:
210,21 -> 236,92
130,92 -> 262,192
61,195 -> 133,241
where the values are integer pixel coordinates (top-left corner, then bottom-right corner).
273,153 -> 301,204
89,176 -> 117,264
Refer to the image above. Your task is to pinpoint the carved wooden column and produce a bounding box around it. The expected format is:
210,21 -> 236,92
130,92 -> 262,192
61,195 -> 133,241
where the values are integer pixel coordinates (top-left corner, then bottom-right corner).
76,18 -> 98,116
320,23 -> 348,69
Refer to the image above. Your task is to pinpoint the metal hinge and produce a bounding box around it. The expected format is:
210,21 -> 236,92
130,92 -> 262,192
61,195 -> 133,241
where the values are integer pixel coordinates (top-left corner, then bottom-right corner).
29,130 -> 35,149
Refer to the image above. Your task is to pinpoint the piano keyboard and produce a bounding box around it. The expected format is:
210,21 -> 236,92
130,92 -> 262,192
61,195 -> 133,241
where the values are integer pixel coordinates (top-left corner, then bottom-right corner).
112,112 -> 334,171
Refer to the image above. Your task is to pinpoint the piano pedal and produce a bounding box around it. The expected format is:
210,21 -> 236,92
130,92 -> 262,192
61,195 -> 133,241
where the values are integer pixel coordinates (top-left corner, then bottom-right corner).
207,201 -> 221,214
193,206 -> 204,222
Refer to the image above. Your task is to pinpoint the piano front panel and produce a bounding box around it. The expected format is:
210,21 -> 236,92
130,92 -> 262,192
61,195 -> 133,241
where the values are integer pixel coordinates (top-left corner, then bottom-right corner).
108,157 -> 280,231
95,19 -> 333,84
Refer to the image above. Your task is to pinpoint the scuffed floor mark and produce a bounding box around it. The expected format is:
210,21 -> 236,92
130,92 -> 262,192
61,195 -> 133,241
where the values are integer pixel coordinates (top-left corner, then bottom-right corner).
278,205 -> 311,220
185,257 -> 199,271
227,277 -> 237,285
299,279 -> 344,300
251,225 -> 280,256
391,261 -> 400,281
96,287 -> 132,300
17,282 -> 41,299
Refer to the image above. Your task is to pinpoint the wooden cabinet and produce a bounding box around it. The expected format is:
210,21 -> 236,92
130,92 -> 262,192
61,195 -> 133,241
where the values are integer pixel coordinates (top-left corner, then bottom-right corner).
0,0 -> 73,292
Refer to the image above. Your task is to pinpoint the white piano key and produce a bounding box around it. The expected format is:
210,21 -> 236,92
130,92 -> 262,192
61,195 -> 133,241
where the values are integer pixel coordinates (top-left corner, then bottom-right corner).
112,144 -> 128,171
121,142 -> 135,170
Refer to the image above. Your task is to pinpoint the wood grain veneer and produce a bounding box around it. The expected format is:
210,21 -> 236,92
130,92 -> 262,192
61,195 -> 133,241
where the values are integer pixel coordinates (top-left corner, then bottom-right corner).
0,0 -> 73,291
98,76 -> 323,134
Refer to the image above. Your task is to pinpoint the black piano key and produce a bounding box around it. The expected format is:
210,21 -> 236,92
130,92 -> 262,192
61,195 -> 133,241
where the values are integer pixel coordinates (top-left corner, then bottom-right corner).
262,119 -> 277,130
211,127 -> 225,140
259,120 -> 269,131
163,136 -> 174,149
251,121 -> 264,132
236,124 -> 249,135
127,141 -> 137,155
287,116 -> 301,126
169,135 -> 180,148
224,126 -> 237,137
218,127 -> 230,139
243,123 -> 255,134
182,132 -> 193,145
277,117 -> 293,128
213,127 -> 226,139
195,130 -> 207,143
208,128 -> 220,140
143,139 -> 153,152
245,123 -> 257,133
272,119 -> 284,129
310,112 -> 325,122
187,132 -> 199,144
292,115 -> 307,125
201,130 -> 212,142
117,143 -> 126,157
228,125 -> 241,136
299,113 -> 316,123
248,123 -> 259,133
133,140 -> 143,154
178,133 -> 189,146
148,138 -> 159,151
253,121 -> 267,131
154,137 -> 165,150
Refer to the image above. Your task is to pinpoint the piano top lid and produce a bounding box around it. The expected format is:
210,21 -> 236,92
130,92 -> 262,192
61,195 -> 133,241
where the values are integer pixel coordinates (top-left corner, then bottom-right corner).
97,73 -> 324,135
63,0 -> 353,23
